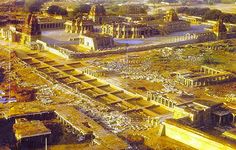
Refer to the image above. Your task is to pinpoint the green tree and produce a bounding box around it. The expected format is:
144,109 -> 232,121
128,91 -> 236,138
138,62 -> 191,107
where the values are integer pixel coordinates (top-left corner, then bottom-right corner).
74,4 -> 91,14
24,0 -> 41,12
221,13 -> 232,22
203,9 -> 222,20
177,7 -> 189,13
203,54 -> 220,64
230,15 -> 236,23
119,5 -> 148,15
47,5 -> 68,16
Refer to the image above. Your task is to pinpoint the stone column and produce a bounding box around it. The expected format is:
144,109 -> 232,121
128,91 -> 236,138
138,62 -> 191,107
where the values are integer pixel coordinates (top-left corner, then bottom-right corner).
232,114 -> 235,124
165,99 -> 168,106
219,116 -> 222,125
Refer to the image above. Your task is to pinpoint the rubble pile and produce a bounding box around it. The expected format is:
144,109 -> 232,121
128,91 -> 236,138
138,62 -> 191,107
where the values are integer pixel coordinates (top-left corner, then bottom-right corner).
75,99 -> 132,134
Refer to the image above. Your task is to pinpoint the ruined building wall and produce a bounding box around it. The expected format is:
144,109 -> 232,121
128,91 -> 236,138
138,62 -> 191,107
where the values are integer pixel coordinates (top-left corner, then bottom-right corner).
163,120 -> 236,150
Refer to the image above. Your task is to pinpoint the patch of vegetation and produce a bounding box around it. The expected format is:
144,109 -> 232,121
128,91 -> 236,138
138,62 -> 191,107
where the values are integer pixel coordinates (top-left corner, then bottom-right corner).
202,54 -> 221,64
177,7 -> 236,23
182,47 -> 200,56
24,0 -> 47,12
74,4 -> 91,14
47,5 -> 68,16
220,0 -> 235,3
107,5 -> 148,16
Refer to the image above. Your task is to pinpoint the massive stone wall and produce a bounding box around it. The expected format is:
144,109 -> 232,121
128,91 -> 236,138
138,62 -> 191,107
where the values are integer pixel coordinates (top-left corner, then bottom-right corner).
73,39 -> 198,58
35,38 -> 198,59
163,120 -> 236,150
36,40 -> 71,59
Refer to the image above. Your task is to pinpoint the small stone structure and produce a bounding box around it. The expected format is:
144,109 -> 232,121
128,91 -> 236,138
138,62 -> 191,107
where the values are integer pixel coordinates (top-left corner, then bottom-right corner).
213,18 -> 227,40
121,55 -> 144,67
184,32 -> 216,42
38,17 -> 64,30
173,99 -> 234,127
13,118 -> 51,146
0,13 -> 41,44
160,9 -> 190,34
0,26 -> 22,42
147,92 -> 194,110
147,92 -> 178,109
82,67 -> 108,77
181,15 -> 203,24
22,14 -> 41,36
78,32 -> 114,51
164,9 -> 179,22
173,66 -> 234,87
